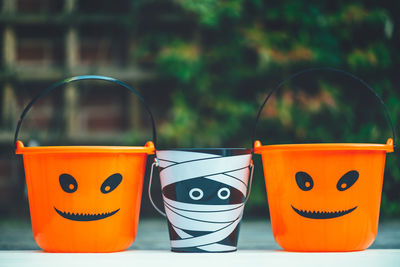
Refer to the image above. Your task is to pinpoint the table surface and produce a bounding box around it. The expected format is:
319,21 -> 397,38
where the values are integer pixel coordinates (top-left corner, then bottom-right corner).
1,250 -> 400,267
1,218 -> 400,266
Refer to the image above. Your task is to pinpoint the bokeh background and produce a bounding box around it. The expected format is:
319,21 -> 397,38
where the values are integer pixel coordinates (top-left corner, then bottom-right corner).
0,0 -> 399,219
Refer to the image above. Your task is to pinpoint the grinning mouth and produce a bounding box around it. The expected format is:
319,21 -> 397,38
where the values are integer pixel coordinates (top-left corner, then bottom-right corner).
291,205 -> 357,219
54,207 -> 120,221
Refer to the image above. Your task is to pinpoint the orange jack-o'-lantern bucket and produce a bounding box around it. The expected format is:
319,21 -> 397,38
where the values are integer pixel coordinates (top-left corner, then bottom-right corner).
14,76 -> 156,252
253,68 -> 395,252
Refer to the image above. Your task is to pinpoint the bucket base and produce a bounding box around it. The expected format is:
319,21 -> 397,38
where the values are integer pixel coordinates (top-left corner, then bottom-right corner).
42,247 -> 129,253
281,248 -> 366,253
171,248 -> 237,253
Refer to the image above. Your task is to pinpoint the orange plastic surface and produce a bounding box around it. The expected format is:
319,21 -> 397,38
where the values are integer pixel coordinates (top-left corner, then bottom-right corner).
254,138 -> 394,153
16,140 -> 154,252
16,140 -> 155,155
254,139 -> 393,251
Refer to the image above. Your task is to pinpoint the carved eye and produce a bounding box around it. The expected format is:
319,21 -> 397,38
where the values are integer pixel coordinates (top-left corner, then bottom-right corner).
295,172 -> 314,191
189,188 -> 203,200
337,170 -> 359,191
101,173 -> 122,194
59,174 -> 78,193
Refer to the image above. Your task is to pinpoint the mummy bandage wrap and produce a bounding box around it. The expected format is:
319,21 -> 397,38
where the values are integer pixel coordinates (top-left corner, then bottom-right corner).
156,150 -> 252,252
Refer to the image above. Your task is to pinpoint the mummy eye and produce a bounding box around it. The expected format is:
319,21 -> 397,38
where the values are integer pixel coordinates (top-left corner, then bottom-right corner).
337,170 -> 358,191
59,174 -> 77,193
217,187 -> 230,200
295,171 -> 313,191
189,188 -> 203,200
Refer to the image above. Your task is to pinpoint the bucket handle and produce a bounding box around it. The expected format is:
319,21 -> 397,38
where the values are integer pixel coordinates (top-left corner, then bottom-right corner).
148,158 -> 166,217
148,159 -> 255,217
252,67 -> 396,149
13,75 -> 157,148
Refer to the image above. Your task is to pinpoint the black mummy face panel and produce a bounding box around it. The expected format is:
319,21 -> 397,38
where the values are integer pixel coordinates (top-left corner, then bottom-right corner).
163,178 -> 245,205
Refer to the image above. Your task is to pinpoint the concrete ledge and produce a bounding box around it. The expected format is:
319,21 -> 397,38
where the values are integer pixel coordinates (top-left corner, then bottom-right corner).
1,249 -> 400,267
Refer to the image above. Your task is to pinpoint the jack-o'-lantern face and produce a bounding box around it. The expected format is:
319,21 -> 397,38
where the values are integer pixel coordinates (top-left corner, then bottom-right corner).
291,170 -> 359,219
54,173 -> 122,221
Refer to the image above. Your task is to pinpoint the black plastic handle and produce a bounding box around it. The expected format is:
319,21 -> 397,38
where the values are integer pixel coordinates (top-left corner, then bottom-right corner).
252,67 -> 396,148
14,75 -> 157,148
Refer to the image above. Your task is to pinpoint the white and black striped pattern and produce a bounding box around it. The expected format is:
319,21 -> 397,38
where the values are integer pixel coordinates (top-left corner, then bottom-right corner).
156,149 -> 252,252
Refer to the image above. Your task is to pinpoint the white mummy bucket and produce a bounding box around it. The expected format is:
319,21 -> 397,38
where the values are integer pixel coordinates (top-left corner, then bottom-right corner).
148,148 -> 253,253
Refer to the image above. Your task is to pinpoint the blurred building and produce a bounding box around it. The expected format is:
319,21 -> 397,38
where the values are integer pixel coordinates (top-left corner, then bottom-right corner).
0,0 -> 154,215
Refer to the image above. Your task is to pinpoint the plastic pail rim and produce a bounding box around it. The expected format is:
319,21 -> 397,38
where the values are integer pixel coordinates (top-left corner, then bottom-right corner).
254,139 -> 394,153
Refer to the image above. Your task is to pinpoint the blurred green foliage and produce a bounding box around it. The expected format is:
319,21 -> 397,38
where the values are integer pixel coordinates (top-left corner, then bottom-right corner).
131,0 -> 400,217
